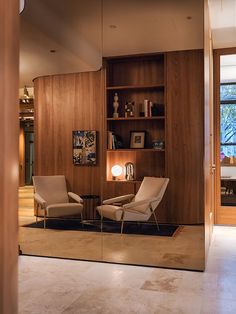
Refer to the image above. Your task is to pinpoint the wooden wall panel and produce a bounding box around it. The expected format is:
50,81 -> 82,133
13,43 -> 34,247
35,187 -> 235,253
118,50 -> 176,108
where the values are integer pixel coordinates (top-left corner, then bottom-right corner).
166,50 -> 204,224
34,70 -> 104,196
0,0 -> 19,312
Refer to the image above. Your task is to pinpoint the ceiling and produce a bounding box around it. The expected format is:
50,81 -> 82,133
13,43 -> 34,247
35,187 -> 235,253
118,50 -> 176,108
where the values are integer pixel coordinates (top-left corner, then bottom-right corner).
20,0 -> 204,88
209,0 -> 236,49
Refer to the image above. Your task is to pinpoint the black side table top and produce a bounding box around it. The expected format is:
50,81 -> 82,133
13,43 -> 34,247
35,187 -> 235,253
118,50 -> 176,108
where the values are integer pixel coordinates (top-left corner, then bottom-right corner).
80,195 -> 99,200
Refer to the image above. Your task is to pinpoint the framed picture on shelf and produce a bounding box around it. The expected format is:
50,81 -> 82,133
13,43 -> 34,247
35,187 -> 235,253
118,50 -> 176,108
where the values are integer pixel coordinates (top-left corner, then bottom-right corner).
130,131 -> 146,149
72,130 -> 97,165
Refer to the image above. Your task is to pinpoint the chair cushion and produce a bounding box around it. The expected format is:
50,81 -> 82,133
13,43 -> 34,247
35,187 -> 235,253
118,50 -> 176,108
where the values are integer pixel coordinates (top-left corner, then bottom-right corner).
46,203 -> 83,217
123,209 -> 151,221
33,175 -> 69,205
97,205 -> 123,221
134,177 -> 167,202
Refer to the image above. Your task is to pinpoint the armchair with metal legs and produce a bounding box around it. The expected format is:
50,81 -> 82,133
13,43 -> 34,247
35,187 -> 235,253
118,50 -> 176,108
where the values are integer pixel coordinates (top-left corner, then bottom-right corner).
33,175 -> 83,229
97,177 -> 169,234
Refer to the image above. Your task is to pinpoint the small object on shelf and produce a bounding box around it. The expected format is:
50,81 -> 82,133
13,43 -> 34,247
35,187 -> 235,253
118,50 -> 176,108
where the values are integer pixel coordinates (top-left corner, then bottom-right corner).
113,93 -> 119,118
111,164 -> 123,180
152,140 -> 165,150
125,162 -> 135,181
125,101 -> 135,118
108,132 -> 123,149
143,99 -> 153,117
151,103 -> 159,116
152,103 -> 165,116
130,131 -> 146,149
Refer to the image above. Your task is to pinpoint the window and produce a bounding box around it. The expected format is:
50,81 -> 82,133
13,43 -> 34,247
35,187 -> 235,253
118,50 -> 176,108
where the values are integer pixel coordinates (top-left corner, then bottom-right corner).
220,83 -> 236,164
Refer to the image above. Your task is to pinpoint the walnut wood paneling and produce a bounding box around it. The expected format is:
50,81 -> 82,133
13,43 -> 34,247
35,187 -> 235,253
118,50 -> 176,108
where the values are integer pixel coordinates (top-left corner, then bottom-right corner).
166,50 -> 204,224
0,0 -> 19,312
34,70 -> 104,196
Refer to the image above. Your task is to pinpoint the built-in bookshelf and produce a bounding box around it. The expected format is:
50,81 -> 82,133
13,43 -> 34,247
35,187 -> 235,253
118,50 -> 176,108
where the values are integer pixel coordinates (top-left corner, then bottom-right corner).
104,54 -> 166,182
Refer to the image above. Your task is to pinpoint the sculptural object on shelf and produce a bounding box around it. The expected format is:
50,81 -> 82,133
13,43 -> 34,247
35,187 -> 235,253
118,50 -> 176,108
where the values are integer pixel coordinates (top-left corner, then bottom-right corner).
125,162 -> 134,181
125,101 -> 135,117
113,93 -> 119,118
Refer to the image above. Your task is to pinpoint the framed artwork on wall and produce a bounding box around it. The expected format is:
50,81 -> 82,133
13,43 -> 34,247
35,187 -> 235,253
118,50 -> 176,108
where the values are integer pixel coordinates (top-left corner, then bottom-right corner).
73,130 -> 97,165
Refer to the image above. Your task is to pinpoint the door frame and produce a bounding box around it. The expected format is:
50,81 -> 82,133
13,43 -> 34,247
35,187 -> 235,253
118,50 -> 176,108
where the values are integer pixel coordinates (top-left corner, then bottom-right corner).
214,47 -> 236,225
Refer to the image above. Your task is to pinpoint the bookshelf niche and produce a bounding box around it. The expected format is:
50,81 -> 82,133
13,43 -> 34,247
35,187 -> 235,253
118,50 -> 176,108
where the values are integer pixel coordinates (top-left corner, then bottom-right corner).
105,54 -> 166,183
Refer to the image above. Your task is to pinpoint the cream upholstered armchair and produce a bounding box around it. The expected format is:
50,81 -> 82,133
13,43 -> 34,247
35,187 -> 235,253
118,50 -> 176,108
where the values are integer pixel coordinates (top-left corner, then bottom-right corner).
33,175 -> 83,228
97,177 -> 169,234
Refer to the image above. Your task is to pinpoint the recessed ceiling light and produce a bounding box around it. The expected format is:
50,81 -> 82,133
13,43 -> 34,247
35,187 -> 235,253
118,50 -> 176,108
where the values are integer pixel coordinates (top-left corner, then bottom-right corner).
109,25 -> 117,29
186,16 -> 192,20
50,49 -> 56,53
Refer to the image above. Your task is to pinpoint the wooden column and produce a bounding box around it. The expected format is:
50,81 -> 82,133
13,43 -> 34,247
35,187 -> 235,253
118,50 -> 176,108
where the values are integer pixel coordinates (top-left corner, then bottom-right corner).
166,50 -> 204,224
0,0 -> 19,313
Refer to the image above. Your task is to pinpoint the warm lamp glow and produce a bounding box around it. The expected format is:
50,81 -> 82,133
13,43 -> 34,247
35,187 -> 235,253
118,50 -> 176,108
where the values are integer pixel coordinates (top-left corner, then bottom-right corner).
111,164 -> 122,179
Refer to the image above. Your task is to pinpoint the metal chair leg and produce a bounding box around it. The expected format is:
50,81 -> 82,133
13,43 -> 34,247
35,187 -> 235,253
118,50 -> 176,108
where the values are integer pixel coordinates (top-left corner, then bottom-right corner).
152,209 -> 160,231
36,204 -> 39,224
44,210 -> 46,229
81,212 -> 84,227
101,215 -> 103,232
120,211 -> 125,234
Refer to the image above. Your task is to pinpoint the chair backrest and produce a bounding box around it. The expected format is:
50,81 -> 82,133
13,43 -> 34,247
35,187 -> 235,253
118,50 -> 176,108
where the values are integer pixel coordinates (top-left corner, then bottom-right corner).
134,177 -> 169,212
33,175 -> 69,205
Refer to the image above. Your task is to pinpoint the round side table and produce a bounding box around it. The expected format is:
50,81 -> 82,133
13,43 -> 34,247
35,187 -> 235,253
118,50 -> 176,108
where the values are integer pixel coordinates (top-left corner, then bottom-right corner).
80,195 -> 100,220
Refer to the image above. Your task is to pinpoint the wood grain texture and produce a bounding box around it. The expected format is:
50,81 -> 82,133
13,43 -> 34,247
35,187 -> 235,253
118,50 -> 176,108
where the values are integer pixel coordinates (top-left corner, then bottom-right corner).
0,0 -> 19,312
166,50 -> 204,224
214,47 -> 236,225
34,70 -> 105,197
104,54 -> 167,218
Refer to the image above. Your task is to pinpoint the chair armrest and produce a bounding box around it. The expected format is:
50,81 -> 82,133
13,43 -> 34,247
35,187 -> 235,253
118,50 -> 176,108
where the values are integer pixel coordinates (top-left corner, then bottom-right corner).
68,192 -> 83,204
34,193 -> 46,209
123,197 -> 159,210
103,194 -> 134,205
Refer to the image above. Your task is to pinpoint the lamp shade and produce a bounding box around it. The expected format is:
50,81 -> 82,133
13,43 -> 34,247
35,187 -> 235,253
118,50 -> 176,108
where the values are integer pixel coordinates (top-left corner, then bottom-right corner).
111,165 -> 122,179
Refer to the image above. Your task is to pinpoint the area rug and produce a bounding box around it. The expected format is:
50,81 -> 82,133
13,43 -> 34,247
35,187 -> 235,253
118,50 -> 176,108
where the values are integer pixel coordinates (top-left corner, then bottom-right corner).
23,219 -> 179,237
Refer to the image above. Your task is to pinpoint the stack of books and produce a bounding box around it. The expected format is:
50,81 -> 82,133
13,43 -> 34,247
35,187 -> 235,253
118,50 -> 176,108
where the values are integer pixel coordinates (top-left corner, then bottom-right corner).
143,99 -> 153,117
107,131 -> 123,149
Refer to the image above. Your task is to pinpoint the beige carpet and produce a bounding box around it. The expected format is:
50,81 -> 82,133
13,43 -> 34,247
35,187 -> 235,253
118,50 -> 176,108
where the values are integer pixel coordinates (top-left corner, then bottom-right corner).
19,186 -> 205,270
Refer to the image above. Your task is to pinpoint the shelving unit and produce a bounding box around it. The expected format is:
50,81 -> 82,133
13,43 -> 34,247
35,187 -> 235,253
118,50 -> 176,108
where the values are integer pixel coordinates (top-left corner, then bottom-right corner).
104,54 -> 166,183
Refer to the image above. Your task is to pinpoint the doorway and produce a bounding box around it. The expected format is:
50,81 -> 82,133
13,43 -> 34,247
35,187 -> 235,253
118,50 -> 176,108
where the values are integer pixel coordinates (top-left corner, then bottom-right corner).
214,48 -> 236,225
25,131 -> 34,185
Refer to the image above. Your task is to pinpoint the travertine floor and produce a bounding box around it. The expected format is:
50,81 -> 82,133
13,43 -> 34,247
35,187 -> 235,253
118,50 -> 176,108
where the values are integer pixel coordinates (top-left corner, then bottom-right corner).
19,226 -> 236,314
19,186 -> 205,270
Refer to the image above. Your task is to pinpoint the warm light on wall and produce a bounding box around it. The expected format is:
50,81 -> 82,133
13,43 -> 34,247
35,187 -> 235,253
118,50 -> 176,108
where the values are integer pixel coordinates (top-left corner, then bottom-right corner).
111,164 -> 123,180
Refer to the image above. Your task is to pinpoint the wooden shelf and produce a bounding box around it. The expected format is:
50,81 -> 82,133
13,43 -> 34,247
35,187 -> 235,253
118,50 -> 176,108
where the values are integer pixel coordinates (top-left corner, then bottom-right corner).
104,54 -> 166,194
106,84 -> 164,90
107,116 -> 165,121
107,148 -> 165,152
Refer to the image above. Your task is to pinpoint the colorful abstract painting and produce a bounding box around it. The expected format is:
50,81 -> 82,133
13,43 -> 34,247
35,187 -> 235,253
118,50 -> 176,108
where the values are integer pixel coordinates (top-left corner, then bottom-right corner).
73,131 -> 96,165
